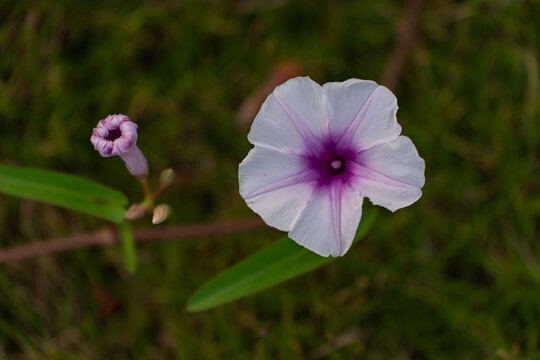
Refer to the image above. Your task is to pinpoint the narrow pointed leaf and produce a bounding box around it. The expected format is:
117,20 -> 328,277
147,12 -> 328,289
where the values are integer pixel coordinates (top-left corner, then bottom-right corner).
0,164 -> 128,223
186,209 -> 377,312
116,220 -> 137,273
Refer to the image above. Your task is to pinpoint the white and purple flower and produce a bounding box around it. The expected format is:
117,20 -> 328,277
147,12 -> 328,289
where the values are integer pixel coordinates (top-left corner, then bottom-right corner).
91,114 -> 148,178
239,77 -> 425,257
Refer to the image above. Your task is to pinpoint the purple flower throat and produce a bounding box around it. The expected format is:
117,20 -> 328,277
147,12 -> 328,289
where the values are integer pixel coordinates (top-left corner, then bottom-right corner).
105,128 -> 122,141
305,137 -> 358,187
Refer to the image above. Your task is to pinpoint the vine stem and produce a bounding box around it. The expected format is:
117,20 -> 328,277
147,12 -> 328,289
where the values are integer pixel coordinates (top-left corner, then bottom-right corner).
0,218 -> 266,264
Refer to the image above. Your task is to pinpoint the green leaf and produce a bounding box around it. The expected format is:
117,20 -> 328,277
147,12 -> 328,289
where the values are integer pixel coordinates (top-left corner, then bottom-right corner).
186,208 -> 378,312
0,164 -> 128,223
116,220 -> 137,273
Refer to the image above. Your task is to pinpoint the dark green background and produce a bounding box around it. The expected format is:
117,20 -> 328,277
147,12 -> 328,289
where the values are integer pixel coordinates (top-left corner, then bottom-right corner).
0,0 -> 539,358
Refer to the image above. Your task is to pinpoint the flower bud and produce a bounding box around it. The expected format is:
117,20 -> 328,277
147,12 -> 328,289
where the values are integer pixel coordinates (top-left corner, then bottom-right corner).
159,168 -> 175,187
152,204 -> 171,225
91,114 -> 148,178
124,204 -> 146,220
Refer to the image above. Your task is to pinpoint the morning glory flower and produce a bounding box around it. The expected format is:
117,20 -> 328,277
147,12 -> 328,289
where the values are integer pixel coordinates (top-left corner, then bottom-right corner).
91,114 -> 148,178
239,77 -> 425,257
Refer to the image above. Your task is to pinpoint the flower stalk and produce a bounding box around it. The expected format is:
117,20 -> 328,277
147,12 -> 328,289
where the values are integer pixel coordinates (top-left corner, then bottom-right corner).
139,178 -> 154,210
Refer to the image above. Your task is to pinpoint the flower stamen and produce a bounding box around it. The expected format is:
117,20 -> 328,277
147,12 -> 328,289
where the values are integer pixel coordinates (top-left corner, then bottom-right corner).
330,159 -> 343,171
328,156 -> 346,175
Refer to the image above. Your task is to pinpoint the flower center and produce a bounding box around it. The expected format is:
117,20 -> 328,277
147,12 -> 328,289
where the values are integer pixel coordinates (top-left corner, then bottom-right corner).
305,139 -> 355,185
105,128 -> 122,141
327,155 -> 346,175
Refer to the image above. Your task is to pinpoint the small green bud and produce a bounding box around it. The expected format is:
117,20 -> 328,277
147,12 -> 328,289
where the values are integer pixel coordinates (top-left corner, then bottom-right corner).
159,168 -> 175,187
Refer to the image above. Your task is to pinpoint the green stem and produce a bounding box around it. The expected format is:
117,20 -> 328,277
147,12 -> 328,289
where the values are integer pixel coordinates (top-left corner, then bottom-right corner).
139,178 -> 154,210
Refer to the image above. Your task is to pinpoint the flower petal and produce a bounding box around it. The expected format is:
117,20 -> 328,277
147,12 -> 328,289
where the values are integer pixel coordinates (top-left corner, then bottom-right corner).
239,146 -> 318,231
91,137 -> 114,157
288,181 -> 363,257
107,114 -> 131,128
322,78 -> 378,138
328,82 -> 401,151
352,136 -> 425,212
119,121 -> 138,141
119,146 -> 148,177
244,184 -> 315,232
247,94 -> 307,154
248,77 -> 327,155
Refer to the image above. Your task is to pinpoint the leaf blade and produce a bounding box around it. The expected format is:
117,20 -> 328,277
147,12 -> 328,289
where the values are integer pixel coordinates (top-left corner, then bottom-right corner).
116,220 -> 137,273
0,164 -> 128,223
186,209 -> 377,312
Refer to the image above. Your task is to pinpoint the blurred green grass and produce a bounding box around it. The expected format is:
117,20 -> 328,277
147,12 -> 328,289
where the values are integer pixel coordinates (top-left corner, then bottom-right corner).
0,0 -> 539,358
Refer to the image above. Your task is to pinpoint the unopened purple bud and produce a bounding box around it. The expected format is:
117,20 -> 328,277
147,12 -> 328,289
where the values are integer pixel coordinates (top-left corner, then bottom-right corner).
91,114 -> 148,177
